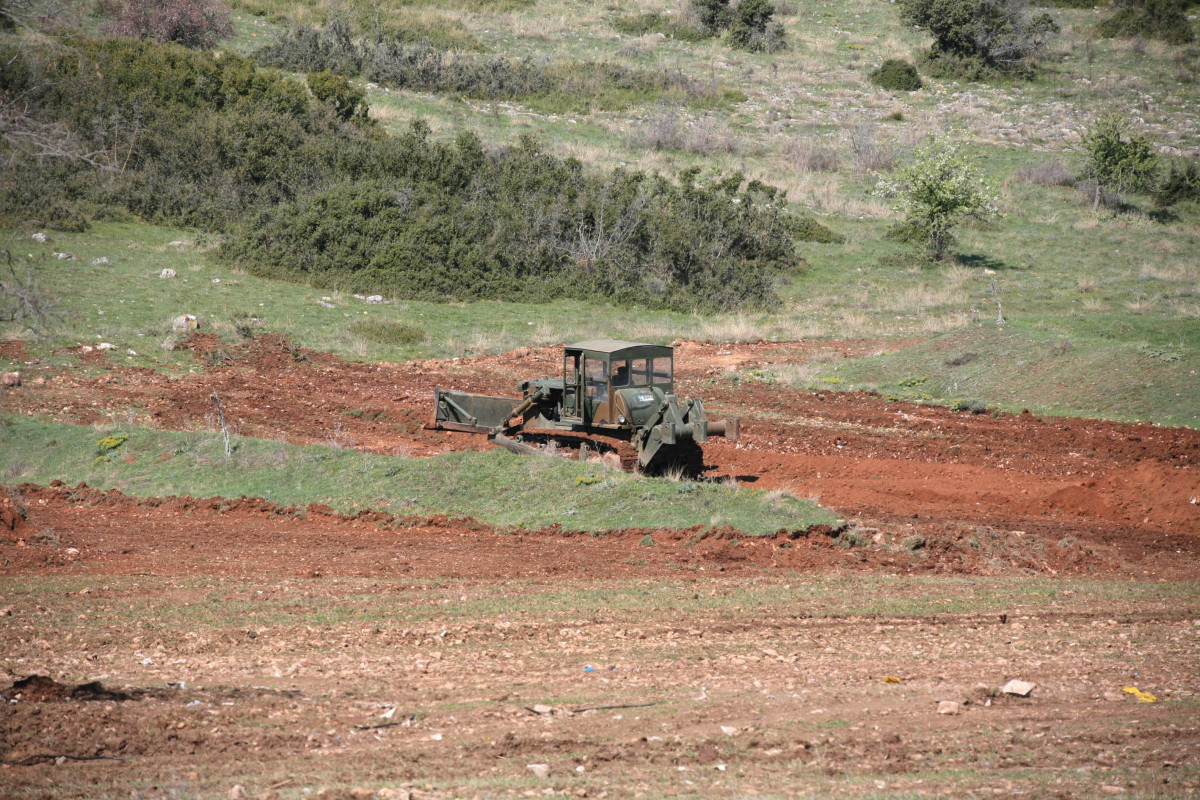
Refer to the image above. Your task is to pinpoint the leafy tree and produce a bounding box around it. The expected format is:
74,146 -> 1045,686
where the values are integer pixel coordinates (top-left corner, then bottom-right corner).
876,137 -> 999,260
897,0 -> 1059,77
1080,114 -> 1161,210
100,0 -> 234,49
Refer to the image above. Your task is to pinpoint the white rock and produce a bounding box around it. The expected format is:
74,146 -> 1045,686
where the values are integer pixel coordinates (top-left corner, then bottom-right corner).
318,301 -> 335,309
126,349 -> 137,356
365,295 -> 384,304
54,252 -> 75,260
91,257 -> 110,266
167,241 -> 185,247
172,314 -> 198,332
97,342 -> 116,351
1,371 -> 20,387
530,704 -> 554,715
31,232 -> 47,242
937,700 -> 961,715
160,268 -> 177,279
227,786 -> 246,800
1002,680 -> 1036,697
526,764 -> 550,779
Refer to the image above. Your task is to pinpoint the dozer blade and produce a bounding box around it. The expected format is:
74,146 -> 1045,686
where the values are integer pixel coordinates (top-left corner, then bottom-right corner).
432,389 -> 522,434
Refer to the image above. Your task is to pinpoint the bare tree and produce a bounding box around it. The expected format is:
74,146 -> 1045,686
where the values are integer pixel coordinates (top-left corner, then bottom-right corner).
1,230 -> 59,337
0,98 -> 116,169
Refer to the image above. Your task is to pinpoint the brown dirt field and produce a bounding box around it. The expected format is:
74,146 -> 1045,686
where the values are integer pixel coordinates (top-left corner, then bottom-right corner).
2,337 -> 1199,798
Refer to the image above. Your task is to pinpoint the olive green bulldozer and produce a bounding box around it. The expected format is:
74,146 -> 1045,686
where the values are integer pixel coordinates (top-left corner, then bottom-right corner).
431,340 -> 739,473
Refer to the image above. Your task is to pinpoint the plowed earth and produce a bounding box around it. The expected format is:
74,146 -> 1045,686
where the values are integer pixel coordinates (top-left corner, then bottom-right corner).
2,337 -> 1199,799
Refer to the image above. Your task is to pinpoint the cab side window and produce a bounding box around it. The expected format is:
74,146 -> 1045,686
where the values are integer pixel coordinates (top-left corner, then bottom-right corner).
611,359 -> 631,387
651,357 -> 673,386
585,359 -> 609,402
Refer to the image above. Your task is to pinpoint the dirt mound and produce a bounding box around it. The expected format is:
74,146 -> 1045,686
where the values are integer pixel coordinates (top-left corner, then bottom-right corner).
0,493 -> 27,532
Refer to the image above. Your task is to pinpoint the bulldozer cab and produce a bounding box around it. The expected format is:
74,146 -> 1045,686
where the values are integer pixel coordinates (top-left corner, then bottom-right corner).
563,340 -> 674,426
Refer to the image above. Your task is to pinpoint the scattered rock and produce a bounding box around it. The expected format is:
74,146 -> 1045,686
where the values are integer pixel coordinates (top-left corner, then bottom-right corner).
54,252 -> 75,260
160,268 -> 177,279
349,788 -> 376,800
172,314 -> 198,332
936,700 -> 961,715
530,704 -> 555,715
96,342 -> 116,351
365,295 -> 384,304
526,764 -> 550,779
167,241 -> 185,247
318,301 -> 335,309
1001,679 -> 1036,697
2,371 -> 20,387
31,232 -> 47,242
228,786 -> 246,800
91,257 -> 110,265
720,725 -> 739,736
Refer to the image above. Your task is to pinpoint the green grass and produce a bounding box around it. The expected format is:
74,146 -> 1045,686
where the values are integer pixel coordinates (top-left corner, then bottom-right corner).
0,418 -> 839,535
817,321 -> 1200,426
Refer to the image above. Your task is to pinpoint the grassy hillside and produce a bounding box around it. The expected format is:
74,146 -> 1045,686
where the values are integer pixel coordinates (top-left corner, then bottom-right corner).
2,0 -> 1198,428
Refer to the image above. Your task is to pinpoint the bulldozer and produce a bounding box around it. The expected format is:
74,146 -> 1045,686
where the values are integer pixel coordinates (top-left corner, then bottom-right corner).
431,339 -> 739,473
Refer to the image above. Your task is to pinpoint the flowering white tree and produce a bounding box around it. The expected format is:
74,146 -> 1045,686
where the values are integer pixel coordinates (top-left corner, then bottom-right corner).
876,136 -> 999,260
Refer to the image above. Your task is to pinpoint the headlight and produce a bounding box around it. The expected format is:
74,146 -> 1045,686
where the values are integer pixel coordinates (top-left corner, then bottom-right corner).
618,415 -> 626,424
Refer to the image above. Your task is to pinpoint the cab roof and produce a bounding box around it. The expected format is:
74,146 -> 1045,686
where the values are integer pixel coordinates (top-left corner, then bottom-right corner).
567,339 -> 673,358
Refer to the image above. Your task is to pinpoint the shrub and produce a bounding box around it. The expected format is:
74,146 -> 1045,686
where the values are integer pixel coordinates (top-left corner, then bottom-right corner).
728,0 -> 787,52
876,136 -> 1000,260
870,59 -> 923,91
1154,159 -> 1200,206
897,0 -> 1059,78
1079,113 -> 1161,210
307,70 -> 368,121
1096,0 -> 1195,44
256,19 -> 720,113
221,137 -> 801,312
693,0 -> 733,33
100,0 -> 234,49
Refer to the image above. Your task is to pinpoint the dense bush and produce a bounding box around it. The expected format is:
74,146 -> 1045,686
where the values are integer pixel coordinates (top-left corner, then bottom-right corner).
870,59 -> 923,91
898,0 -> 1059,78
728,0 -> 787,52
221,141 -> 807,311
1,37 -> 821,312
1096,0 -> 1196,44
1154,160 -> 1200,206
307,70 -> 368,121
99,0 -> 234,49
255,17 -> 724,112
687,0 -> 786,51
